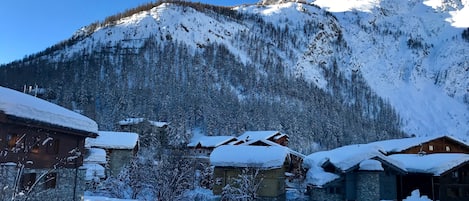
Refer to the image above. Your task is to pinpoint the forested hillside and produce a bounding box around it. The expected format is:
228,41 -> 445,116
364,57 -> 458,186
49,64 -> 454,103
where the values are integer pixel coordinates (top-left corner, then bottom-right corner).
0,1 -> 412,152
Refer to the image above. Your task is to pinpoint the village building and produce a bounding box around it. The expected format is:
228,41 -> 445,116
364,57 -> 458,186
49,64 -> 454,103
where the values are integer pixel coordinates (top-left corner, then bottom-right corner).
210,145 -> 297,199
367,135 -> 469,155
0,86 -> 98,201
304,144 -> 407,201
85,131 -> 139,178
234,130 -> 289,146
83,147 -> 106,182
389,153 -> 469,201
187,135 -> 237,158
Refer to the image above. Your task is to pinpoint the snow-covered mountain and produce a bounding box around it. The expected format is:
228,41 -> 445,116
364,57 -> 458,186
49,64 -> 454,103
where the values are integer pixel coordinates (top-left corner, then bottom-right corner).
305,0 -> 469,138
0,0 -> 468,149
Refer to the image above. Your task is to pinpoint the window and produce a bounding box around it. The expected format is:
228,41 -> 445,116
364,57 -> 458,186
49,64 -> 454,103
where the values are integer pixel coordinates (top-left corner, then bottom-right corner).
7,134 -> 19,149
20,173 -> 36,191
327,187 -> 342,194
429,145 -> 434,151
446,146 -> 451,152
44,173 -> 57,189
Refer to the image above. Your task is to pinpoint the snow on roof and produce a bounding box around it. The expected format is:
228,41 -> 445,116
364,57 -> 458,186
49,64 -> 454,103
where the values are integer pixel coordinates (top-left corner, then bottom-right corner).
210,145 -> 289,169
84,148 -> 107,164
359,159 -> 384,171
304,144 -> 405,186
187,135 -> 236,148
240,139 -> 306,158
0,86 -> 98,134
84,195 -> 137,201
118,118 -> 144,125
86,131 -> 139,149
305,165 -> 341,187
389,153 -> 469,176
236,131 -> 281,142
367,135 -> 468,153
118,117 -> 167,127
305,144 -> 404,172
82,163 -> 105,181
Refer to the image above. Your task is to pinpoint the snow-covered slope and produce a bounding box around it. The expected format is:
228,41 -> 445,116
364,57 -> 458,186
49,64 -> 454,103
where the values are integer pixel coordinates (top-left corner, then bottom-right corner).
2,0 -> 468,144
304,0 -> 469,139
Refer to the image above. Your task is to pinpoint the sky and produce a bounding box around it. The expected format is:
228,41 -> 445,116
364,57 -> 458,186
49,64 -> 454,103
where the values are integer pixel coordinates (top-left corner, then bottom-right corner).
0,0 -> 259,65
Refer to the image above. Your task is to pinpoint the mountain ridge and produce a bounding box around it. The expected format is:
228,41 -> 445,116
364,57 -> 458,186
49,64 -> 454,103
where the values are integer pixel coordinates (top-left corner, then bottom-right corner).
1,0 -> 467,150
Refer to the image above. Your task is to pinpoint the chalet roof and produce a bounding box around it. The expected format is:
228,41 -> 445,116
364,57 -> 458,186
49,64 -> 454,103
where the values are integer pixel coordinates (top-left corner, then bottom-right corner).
118,117 -> 168,127
0,86 -> 98,135
86,131 -> 139,149
210,145 -> 289,169
235,130 -> 285,143
187,135 -> 236,148
389,153 -> 469,176
240,139 -> 306,158
367,135 -> 468,153
304,144 -> 406,187
84,148 -> 107,164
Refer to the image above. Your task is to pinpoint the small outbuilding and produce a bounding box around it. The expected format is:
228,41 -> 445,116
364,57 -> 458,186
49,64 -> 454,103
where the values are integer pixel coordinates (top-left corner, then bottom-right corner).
85,131 -> 139,177
210,145 -> 292,199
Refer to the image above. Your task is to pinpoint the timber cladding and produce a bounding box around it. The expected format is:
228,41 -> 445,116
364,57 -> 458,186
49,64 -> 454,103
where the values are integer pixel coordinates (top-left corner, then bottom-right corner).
402,136 -> 469,154
0,121 -> 86,169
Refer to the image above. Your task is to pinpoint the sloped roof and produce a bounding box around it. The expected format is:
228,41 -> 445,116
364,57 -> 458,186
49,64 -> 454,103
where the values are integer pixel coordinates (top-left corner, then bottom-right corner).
84,148 -> 107,164
304,144 -> 406,187
240,139 -> 305,158
86,131 -> 139,149
235,130 -> 284,143
0,86 -> 98,134
367,135 -> 468,153
389,153 -> 469,176
187,135 -> 236,148
210,145 -> 289,169
118,117 -> 168,127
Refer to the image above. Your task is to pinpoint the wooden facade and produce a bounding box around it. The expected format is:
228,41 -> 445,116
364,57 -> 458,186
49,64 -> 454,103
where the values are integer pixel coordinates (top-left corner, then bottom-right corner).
0,112 -> 97,169
398,163 -> 469,201
396,136 -> 469,155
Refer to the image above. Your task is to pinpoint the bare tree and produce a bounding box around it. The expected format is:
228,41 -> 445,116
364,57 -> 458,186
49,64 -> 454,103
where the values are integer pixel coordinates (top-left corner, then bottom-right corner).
221,168 -> 264,201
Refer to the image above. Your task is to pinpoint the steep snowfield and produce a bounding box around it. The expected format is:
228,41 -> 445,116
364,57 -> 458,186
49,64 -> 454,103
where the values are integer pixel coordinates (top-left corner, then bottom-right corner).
46,1 -> 468,140
307,0 -> 469,139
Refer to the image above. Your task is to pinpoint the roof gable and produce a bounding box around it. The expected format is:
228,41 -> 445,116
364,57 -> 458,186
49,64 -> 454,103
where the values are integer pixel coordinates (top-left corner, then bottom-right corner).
187,135 -> 236,148
236,131 -> 281,142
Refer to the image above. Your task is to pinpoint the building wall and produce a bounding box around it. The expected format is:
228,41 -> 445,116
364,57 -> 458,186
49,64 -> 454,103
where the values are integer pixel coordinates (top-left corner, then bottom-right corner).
213,167 -> 286,198
0,122 -> 86,168
356,172 -> 380,201
108,149 -> 134,177
0,166 -> 85,201
309,188 -> 343,201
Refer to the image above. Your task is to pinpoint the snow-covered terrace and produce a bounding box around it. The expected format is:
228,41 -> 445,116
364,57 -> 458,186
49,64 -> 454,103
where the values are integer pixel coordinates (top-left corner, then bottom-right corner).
0,86 -> 98,134
86,131 -> 139,149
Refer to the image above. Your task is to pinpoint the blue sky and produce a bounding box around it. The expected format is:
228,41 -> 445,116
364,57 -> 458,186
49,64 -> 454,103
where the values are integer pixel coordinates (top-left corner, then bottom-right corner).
0,0 -> 259,65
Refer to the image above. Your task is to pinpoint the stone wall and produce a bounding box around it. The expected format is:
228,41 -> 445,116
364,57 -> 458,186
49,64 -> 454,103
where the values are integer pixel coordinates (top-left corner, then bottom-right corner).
356,172 -> 380,201
0,163 -> 17,201
309,187 -> 343,201
0,166 -> 85,201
